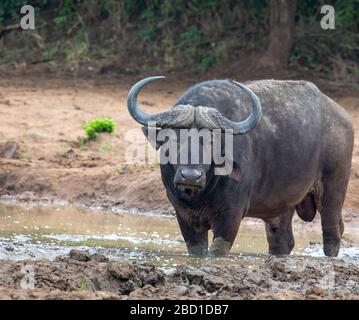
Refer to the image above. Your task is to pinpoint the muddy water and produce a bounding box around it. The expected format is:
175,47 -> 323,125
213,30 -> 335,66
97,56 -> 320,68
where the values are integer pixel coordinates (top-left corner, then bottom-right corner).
0,202 -> 358,266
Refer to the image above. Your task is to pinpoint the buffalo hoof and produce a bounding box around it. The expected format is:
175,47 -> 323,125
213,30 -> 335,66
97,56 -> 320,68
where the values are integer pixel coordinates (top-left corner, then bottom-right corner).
323,243 -> 340,257
268,243 -> 293,256
208,237 -> 231,257
187,245 -> 208,257
269,251 -> 291,256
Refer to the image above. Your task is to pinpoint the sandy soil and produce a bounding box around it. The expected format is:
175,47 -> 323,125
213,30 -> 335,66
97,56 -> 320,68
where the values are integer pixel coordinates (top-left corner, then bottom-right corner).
0,75 -> 358,217
0,76 -> 179,211
0,249 -> 357,300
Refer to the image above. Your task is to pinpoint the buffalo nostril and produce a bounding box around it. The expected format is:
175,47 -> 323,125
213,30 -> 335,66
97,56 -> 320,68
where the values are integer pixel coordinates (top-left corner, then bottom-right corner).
180,168 -> 202,180
180,169 -> 186,179
193,170 -> 203,180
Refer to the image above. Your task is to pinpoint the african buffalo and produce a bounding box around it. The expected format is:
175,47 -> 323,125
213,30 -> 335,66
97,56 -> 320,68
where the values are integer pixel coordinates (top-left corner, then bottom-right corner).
127,76 -> 354,257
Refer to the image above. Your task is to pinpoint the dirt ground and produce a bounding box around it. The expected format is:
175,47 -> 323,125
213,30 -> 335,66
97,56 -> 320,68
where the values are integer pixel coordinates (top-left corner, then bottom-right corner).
0,75 -> 358,217
0,74 -> 358,300
0,249 -> 357,300
0,75 -> 180,211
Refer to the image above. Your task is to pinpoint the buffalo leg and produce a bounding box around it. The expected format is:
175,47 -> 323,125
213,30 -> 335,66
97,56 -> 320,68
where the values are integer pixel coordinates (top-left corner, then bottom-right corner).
209,211 -> 242,257
176,213 -> 208,256
319,127 -> 353,256
264,209 -> 295,255
320,178 -> 347,257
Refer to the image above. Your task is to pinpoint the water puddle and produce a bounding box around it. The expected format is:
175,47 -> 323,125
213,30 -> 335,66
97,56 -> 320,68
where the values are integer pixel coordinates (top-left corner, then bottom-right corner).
0,202 -> 358,266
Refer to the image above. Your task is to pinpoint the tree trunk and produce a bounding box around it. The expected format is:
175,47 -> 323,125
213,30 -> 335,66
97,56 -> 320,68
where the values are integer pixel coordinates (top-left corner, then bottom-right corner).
260,0 -> 297,68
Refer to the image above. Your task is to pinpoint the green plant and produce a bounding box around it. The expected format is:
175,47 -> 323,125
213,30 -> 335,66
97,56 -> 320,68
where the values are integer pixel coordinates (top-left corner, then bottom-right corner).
0,0 -> 358,83
0,0 -> 31,25
290,0 -> 359,80
83,118 -> 116,141
78,277 -> 90,291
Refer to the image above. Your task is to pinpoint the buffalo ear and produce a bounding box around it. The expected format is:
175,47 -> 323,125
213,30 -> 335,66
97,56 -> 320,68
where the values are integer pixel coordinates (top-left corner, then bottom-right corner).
141,126 -> 162,150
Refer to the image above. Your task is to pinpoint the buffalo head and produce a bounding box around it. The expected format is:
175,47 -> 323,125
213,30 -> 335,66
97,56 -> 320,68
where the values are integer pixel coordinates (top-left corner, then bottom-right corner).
127,76 -> 262,201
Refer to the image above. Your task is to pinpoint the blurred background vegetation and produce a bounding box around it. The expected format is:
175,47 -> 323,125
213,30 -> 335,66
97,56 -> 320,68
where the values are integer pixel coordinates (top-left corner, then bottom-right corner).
0,0 -> 358,86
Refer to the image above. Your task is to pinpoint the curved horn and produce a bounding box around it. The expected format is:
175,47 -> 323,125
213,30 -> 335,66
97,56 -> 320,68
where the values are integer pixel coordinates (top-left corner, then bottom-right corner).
127,76 -> 195,128
195,81 -> 262,134
228,81 -> 262,134
127,76 -> 165,126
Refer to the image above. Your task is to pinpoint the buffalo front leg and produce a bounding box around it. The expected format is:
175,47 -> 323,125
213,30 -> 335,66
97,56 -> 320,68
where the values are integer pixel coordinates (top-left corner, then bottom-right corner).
209,211 -> 242,257
176,213 -> 208,257
264,209 -> 295,255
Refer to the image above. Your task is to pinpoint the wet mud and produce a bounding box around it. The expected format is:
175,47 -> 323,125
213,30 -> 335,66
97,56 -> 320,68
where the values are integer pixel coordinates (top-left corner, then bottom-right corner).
0,202 -> 358,300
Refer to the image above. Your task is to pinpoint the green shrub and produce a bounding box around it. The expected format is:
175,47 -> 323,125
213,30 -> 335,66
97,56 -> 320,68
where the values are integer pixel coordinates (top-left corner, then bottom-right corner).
83,118 -> 116,140
0,0 -> 357,80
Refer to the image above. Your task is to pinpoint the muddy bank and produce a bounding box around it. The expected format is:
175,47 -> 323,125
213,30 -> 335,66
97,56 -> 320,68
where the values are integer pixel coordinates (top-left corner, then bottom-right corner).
0,250 -> 358,300
0,159 -> 171,212
0,198 -> 357,300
